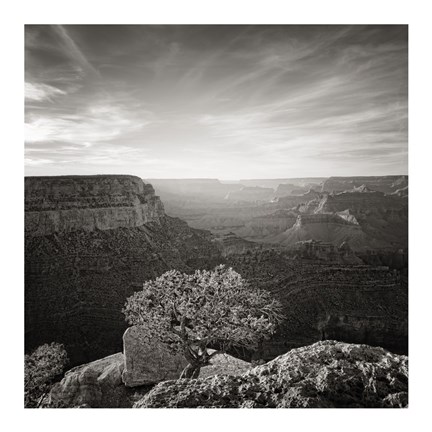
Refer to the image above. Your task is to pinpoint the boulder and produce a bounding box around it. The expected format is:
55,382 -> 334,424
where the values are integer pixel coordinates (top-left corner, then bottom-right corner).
47,353 -> 149,408
134,341 -> 408,408
122,326 -> 187,387
199,351 -> 252,378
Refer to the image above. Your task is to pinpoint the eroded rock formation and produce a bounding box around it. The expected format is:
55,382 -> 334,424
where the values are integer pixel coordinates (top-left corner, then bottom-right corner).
25,175 -> 164,236
47,347 -> 251,407
135,341 -> 408,408
46,353 -> 150,408
25,175 -> 222,366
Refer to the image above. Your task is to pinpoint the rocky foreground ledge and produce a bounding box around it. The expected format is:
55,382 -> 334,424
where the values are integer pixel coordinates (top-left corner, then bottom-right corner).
135,340 -> 408,408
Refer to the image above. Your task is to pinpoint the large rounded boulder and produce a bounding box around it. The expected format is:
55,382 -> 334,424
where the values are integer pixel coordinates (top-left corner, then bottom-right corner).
134,341 -> 408,408
47,353 -> 149,408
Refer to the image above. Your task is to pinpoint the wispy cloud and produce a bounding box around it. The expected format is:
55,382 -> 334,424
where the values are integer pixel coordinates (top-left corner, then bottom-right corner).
25,82 -> 66,101
25,101 -> 153,145
51,25 -> 100,77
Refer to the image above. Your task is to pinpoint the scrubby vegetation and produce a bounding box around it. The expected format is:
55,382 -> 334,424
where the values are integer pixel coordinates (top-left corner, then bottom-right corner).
24,342 -> 68,408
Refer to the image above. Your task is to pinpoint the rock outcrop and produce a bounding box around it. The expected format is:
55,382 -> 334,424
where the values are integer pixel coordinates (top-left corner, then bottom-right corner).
266,213 -> 375,251
46,348 -> 251,407
135,341 -> 408,408
122,326 -> 187,387
213,232 -> 261,256
25,175 -> 222,366
199,351 -> 252,378
25,175 -> 164,236
47,353 -> 150,408
235,210 -> 298,240
317,191 -> 408,250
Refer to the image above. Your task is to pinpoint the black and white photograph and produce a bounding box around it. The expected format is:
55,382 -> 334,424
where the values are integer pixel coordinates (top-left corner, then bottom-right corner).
23,22 -> 410,409
6,0 -> 431,421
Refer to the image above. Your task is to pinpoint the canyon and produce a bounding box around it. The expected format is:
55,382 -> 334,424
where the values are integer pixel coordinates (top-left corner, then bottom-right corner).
154,177 -> 408,252
25,174 -> 408,371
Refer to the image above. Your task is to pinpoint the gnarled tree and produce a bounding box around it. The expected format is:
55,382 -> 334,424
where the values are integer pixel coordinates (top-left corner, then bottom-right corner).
123,265 -> 284,378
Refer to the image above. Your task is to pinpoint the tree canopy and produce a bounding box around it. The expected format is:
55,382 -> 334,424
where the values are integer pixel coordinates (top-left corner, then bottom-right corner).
123,265 -> 284,378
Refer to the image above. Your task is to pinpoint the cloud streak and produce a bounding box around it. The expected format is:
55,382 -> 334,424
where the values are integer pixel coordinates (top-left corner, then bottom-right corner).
51,25 -> 100,77
25,82 -> 66,101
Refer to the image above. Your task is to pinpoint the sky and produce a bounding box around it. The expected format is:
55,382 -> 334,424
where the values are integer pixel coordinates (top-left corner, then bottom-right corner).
25,25 -> 408,179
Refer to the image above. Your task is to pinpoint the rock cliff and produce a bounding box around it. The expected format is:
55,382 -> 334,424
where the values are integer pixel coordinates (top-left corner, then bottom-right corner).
25,175 -> 164,236
266,213 -> 375,251
235,210 -> 298,240
25,175 -> 222,366
227,250 -> 407,357
316,191 -> 408,249
135,341 -> 408,408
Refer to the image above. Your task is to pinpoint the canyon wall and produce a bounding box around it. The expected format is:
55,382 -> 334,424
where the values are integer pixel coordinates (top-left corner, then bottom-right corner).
322,176 -> 408,194
25,175 -> 164,236
25,175 -> 222,366
227,250 -> 408,358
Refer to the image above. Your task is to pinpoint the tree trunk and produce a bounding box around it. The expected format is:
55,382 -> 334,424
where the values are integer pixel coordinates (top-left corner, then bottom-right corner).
180,363 -> 201,379
36,392 -> 47,408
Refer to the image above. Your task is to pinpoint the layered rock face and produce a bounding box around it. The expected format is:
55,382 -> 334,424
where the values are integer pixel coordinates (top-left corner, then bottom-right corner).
235,210 -> 298,240
266,213 -> 373,251
25,175 -> 164,236
273,189 -> 322,209
213,232 -> 261,256
227,250 -> 408,357
322,176 -> 408,194
317,191 -> 408,250
25,175 -> 222,366
135,341 -> 408,408
256,189 -> 407,251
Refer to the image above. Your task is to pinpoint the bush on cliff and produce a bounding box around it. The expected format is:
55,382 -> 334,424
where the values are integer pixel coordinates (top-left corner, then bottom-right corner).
123,265 -> 284,378
24,342 -> 69,408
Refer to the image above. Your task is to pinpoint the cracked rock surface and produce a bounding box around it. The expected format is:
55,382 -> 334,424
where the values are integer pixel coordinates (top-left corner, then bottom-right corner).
135,340 -> 408,408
